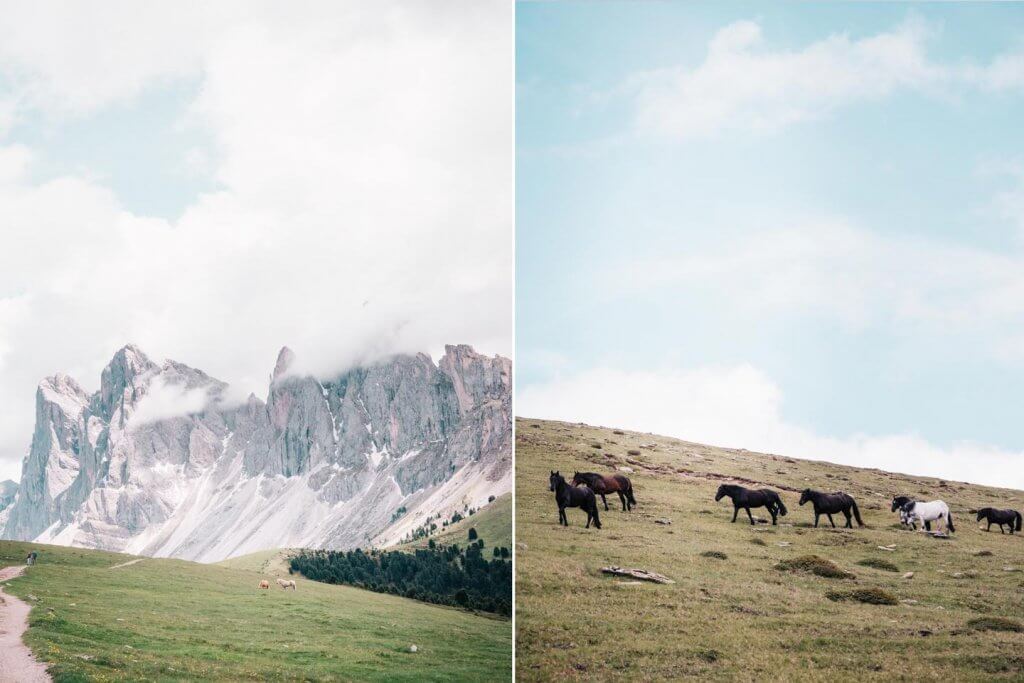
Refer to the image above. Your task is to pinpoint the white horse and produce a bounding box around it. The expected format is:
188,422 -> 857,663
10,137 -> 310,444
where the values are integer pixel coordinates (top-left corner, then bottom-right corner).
900,500 -> 955,534
276,578 -> 297,590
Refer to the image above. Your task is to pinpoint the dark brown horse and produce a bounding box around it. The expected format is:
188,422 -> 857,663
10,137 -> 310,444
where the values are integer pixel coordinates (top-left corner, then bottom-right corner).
550,471 -> 601,529
799,489 -> 864,528
571,471 -> 636,511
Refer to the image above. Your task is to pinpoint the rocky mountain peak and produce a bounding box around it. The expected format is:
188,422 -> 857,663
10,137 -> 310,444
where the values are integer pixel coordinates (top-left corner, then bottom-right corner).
272,346 -> 296,382
97,344 -> 159,418
3,343 -> 512,562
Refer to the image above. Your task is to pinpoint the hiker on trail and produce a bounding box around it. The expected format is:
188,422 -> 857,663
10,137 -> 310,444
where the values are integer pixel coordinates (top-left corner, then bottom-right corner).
25,551 -> 37,566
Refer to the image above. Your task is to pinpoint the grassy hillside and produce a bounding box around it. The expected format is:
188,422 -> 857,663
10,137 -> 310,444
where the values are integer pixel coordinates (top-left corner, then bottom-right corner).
214,547 -> 296,575
516,418 -> 1024,681
400,493 -> 512,552
0,541 -> 511,681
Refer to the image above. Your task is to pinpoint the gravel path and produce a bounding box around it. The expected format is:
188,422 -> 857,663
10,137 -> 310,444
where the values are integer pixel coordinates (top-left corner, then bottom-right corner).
0,565 -> 51,682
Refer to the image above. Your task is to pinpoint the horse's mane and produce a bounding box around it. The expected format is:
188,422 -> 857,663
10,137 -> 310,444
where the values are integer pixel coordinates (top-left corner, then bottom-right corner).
574,472 -> 603,486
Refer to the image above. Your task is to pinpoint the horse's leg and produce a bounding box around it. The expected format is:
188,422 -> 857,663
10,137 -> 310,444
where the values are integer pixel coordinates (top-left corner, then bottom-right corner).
827,514 -> 836,528
814,512 -> 820,528
843,510 -> 852,528
585,508 -> 592,528
986,521 -> 992,531
618,491 -> 627,511
746,507 -> 755,525
732,506 -> 739,523
770,507 -> 777,525
601,493 -> 609,511
559,507 -> 567,526
1000,524 -> 1005,534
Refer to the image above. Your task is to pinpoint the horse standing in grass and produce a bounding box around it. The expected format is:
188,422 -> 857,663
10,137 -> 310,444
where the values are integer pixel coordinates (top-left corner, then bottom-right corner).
798,489 -> 864,528
892,496 -> 931,531
715,484 -> 787,525
276,578 -> 297,590
976,508 -> 1022,534
571,471 -> 637,511
550,471 -> 601,529
899,499 -> 955,534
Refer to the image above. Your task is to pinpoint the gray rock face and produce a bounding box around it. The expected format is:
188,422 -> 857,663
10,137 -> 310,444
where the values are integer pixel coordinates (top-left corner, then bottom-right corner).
2,344 -> 511,561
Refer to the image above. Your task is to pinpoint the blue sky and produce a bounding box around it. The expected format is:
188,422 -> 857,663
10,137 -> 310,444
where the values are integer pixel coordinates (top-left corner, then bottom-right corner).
517,2 -> 1024,487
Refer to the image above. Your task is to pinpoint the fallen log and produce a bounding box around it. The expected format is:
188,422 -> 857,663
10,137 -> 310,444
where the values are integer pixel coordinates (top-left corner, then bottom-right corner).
600,566 -> 675,584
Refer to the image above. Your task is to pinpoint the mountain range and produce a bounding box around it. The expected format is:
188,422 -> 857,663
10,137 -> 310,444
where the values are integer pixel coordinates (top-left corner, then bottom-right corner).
0,344 -> 511,562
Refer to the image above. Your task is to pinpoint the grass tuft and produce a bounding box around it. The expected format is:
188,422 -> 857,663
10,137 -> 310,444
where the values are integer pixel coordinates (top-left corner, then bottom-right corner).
857,557 -> 899,572
826,587 -> 898,605
968,617 -> 1024,632
775,555 -> 854,579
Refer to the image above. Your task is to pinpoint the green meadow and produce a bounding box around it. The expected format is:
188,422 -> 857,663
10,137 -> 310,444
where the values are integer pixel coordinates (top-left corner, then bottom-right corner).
516,418 -> 1024,681
0,540 -> 511,682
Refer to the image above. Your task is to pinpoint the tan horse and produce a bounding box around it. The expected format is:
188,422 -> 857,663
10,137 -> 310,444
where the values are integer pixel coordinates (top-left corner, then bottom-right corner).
258,580 -> 270,589
276,578 -> 297,590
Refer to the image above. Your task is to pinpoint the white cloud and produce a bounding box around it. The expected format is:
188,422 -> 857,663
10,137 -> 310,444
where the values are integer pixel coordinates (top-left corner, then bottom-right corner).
632,18 -> 1024,140
128,375 -> 216,430
0,1 -> 512,481
519,364 -> 1024,490
610,217 -> 1024,358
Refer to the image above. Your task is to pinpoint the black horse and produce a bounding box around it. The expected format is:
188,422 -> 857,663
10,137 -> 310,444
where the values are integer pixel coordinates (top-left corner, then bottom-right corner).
976,507 -> 1022,534
550,471 -> 601,529
571,471 -> 636,511
799,489 -> 864,528
892,495 -> 930,531
715,484 -> 787,525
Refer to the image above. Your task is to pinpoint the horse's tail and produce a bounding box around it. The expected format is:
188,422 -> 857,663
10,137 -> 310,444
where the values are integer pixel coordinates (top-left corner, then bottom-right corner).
1016,511 -> 1022,532
947,510 -> 955,533
851,499 -> 864,527
772,492 -> 787,517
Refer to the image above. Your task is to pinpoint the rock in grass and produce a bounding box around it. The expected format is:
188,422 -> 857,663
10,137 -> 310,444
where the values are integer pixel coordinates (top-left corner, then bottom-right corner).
590,443 -> 602,449
701,551 -> 728,560
967,617 -> 1023,633
601,566 -> 675,584
857,558 -> 899,572
902,572 -> 914,580
826,587 -> 898,605
409,644 -> 418,653
974,550 -> 993,557
655,518 -> 672,525
775,555 -> 854,579
627,449 -> 641,456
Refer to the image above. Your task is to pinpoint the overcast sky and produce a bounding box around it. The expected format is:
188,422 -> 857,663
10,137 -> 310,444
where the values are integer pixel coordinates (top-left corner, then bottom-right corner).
517,2 -> 1024,489
0,1 -> 512,482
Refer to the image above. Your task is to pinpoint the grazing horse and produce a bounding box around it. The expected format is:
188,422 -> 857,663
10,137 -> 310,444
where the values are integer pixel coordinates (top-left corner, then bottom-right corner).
892,496 -> 931,531
571,471 -> 637,511
900,500 -> 955,534
715,484 -> 787,525
276,578 -> 297,590
258,580 -> 270,589
799,489 -> 864,528
976,508 -> 1022,534
549,471 -> 601,529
